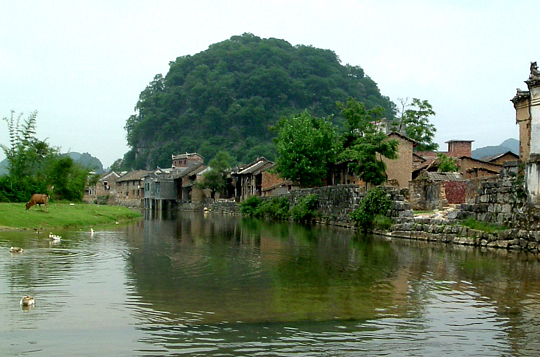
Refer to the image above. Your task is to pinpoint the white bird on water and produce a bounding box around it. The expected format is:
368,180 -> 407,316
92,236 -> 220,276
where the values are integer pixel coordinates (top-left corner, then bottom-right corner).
49,233 -> 61,241
10,247 -> 23,253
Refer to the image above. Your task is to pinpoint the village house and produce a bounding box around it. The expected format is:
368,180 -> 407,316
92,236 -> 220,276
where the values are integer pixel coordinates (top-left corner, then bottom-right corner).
261,164 -> 296,197
480,151 -> 519,166
116,170 -> 152,206
172,153 -> 204,168
143,153 -> 206,209
410,171 -> 465,210
85,170 -> 124,204
382,132 -> 416,188
176,162 -> 207,203
143,168 -> 177,210
512,61 -> 540,203
231,157 -> 274,201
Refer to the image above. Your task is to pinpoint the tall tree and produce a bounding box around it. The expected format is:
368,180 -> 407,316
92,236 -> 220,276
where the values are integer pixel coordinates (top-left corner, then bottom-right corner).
391,98 -> 438,152
338,98 -> 398,186
273,111 -> 339,188
197,151 -> 232,199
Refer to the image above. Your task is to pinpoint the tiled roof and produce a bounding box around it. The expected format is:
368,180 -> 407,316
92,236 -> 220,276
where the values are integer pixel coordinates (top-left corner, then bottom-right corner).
480,151 -> 519,163
174,162 -> 206,179
425,172 -> 463,182
234,158 -> 273,175
116,170 -> 152,182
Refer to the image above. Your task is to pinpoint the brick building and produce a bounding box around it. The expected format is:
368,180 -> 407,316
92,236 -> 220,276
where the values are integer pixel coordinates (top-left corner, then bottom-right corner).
382,132 -> 416,188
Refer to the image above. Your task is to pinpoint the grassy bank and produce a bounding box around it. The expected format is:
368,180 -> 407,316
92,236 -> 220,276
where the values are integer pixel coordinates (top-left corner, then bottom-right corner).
0,202 -> 142,230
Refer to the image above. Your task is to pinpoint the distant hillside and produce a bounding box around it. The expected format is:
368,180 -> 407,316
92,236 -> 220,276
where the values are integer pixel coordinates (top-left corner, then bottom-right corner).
471,138 -> 519,160
65,152 -> 104,174
124,33 -> 397,169
0,152 -> 103,176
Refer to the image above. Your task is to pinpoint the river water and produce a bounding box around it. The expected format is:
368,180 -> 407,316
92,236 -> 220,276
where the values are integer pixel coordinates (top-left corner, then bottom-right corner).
1,211 -> 540,356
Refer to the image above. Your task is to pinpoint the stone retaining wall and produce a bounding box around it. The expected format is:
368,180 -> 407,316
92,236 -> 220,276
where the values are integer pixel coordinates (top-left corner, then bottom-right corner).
458,162 -> 531,228
199,179 -> 540,253
385,220 -> 540,253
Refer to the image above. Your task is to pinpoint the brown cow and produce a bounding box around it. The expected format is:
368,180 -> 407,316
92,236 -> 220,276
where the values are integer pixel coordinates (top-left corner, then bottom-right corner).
26,194 -> 49,212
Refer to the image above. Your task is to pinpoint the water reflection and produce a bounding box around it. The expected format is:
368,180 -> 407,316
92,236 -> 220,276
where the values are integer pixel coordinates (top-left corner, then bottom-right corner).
3,212 -> 540,355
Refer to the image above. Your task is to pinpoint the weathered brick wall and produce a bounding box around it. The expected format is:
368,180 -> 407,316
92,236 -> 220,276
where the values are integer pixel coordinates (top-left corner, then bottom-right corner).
261,171 -> 285,190
447,141 -> 472,157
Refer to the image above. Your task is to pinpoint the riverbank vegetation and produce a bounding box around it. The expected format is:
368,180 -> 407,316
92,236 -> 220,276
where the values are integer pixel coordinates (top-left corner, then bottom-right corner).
1,111 -> 99,203
240,195 -> 319,223
240,188 -> 392,231
0,202 -> 141,230
459,218 -> 508,233
350,187 -> 392,231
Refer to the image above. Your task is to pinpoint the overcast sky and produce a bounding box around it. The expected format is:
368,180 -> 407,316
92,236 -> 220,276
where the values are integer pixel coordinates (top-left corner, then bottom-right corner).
1,1 -> 538,168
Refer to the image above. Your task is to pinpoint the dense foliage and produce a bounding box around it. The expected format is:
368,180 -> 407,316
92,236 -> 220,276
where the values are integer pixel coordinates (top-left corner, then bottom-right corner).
273,111 -> 339,187
196,151 -> 233,198
240,196 -> 290,220
390,98 -> 438,152
239,194 -> 318,223
123,33 -> 396,169
350,187 -> 392,231
437,153 -> 459,172
338,98 -> 399,186
0,111 -> 94,202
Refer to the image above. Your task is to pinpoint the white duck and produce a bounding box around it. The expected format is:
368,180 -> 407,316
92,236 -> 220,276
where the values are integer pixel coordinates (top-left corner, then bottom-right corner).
49,233 -> 61,242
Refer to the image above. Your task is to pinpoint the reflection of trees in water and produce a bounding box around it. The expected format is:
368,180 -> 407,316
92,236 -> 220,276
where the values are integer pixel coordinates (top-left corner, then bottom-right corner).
124,214 -> 402,324
124,213 -> 540,352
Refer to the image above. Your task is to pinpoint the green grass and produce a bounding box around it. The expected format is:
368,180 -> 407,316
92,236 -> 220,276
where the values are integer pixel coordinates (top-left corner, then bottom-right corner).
460,218 -> 508,233
0,202 -> 142,230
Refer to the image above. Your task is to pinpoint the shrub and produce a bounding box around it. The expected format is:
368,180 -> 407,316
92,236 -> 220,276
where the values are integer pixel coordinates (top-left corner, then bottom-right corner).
255,197 -> 290,220
240,196 -> 262,216
290,194 -> 319,222
373,214 -> 393,230
350,187 -> 391,231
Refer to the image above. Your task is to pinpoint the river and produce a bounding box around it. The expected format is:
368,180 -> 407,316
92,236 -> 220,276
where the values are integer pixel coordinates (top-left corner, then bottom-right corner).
1,211 -> 540,356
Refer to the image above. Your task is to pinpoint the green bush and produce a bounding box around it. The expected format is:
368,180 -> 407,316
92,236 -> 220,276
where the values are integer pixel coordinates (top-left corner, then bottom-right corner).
351,187 -> 391,231
240,196 -> 262,216
290,194 -> 319,222
373,214 -> 393,230
254,197 -> 290,220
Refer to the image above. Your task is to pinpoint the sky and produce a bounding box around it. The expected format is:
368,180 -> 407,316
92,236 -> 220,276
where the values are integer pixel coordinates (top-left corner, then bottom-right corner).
1,0 -> 538,169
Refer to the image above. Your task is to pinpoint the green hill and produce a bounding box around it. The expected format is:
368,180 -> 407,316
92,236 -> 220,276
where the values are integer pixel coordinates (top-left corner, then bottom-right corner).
123,33 -> 396,169
65,152 -> 104,174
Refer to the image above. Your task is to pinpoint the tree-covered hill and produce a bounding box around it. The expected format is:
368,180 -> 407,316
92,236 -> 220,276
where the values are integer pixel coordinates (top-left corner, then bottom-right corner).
124,33 -> 396,169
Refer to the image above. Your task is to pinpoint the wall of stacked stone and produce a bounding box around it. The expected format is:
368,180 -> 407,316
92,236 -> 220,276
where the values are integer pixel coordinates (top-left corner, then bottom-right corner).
208,200 -> 240,215
385,220 -> 540,253
287,185 -> 364,224
458,162 -> 526,227
200,182 -> 540,252
205,185 -> 414,224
